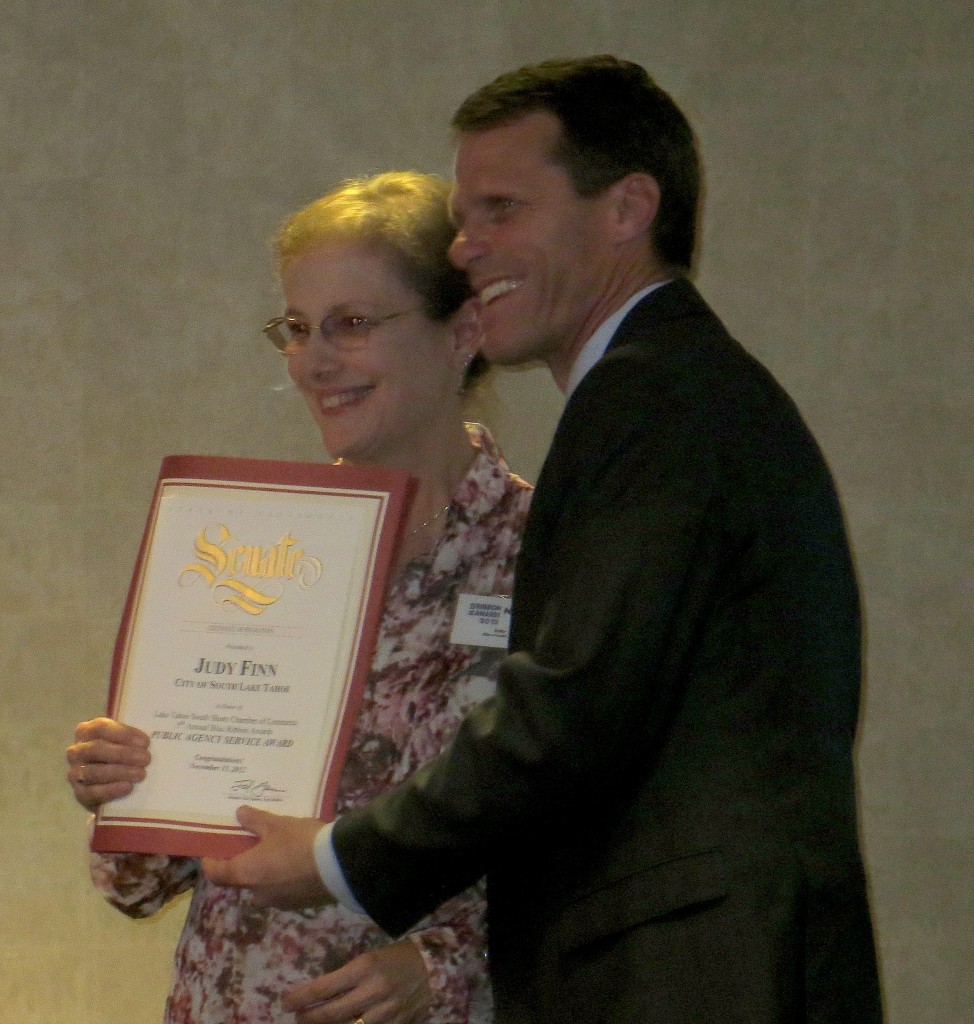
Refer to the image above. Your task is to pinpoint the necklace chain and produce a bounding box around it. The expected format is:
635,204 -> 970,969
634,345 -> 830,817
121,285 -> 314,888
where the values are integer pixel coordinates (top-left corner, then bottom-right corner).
333,460 -> 453,539
409,502 -> 452,537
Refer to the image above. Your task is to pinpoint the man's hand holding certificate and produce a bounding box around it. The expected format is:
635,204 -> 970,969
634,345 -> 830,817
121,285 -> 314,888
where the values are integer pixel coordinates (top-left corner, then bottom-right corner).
203,806 -> 334,910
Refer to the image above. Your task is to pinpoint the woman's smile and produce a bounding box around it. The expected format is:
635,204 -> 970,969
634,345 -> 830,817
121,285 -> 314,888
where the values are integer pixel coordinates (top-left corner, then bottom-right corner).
314,384 -> 376,414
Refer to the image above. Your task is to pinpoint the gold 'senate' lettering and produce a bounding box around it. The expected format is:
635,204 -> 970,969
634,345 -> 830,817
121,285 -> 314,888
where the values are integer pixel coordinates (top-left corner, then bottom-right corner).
179,525 -> 323,615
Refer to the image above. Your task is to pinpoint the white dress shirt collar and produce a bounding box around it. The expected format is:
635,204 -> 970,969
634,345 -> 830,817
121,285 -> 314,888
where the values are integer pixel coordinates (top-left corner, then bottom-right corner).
563,280 -> 671,400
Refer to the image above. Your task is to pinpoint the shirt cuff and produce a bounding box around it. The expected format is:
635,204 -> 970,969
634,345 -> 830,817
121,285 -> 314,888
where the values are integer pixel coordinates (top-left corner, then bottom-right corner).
313,819 -> 367,915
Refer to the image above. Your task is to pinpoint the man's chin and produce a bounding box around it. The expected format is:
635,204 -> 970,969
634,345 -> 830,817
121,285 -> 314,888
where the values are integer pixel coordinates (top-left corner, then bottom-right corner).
479,330 -> 544,367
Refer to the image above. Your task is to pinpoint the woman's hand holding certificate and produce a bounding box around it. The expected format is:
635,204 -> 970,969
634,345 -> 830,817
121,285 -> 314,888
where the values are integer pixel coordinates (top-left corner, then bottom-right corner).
66,718 -> 150,811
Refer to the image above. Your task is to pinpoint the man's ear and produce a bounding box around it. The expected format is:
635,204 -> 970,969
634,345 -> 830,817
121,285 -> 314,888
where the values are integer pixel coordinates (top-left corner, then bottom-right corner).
606,172 -> 661,245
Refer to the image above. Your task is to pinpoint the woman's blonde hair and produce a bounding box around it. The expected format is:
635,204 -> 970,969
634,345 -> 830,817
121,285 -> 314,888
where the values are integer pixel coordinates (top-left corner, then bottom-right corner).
275,171 -> 471,324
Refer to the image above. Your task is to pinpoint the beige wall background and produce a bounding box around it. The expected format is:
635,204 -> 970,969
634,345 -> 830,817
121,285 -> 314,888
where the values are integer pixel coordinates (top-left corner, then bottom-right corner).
1,2 -> 970,1021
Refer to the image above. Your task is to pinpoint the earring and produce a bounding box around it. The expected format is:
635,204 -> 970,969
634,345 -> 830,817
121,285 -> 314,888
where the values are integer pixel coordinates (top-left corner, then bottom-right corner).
456,353 -> 474,396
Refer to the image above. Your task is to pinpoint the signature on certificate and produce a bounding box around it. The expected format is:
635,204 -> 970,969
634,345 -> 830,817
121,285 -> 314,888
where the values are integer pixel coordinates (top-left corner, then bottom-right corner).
229,779 -> 288,800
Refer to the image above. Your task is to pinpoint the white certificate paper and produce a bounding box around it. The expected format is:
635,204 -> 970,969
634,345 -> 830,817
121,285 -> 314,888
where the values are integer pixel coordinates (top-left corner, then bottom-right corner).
92,455 -> 413,858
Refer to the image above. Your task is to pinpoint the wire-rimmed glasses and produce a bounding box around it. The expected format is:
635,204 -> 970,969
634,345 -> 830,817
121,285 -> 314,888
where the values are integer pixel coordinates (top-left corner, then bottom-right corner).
262,308 -> 420,356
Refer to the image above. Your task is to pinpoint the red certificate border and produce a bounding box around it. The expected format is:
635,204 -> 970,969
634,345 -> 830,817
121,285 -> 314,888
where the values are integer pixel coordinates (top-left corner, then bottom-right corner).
91,454 -> 415,858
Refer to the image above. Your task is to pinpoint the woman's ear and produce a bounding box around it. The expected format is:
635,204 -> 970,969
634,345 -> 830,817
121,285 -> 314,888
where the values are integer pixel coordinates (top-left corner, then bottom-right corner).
449,298 -> 484,367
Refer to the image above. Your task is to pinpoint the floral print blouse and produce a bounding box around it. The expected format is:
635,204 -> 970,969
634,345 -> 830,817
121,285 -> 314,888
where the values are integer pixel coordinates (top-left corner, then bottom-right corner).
90,423 -> 532,1024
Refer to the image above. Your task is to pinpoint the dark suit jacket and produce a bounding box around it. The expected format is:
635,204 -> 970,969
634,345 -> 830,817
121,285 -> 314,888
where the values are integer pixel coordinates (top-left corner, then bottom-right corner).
334,280 -> 883,1023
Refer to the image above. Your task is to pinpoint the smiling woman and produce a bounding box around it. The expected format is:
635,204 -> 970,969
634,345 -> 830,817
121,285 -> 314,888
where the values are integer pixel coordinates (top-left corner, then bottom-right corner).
65,171 -> 533,1024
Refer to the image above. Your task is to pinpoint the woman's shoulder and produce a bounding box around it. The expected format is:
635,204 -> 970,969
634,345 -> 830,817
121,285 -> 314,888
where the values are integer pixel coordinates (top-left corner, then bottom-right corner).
463,421 -> 534,497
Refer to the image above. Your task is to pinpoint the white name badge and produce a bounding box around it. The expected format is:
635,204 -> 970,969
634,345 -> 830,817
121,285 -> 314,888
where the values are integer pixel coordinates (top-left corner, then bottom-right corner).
450,593 -> 512,648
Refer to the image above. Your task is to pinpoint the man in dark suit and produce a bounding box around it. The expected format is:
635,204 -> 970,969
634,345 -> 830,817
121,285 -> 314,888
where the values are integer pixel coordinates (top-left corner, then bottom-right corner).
207,56 -> 883,1022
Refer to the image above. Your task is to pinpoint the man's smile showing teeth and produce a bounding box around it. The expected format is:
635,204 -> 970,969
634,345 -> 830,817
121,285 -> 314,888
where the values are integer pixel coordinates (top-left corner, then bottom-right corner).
318,386 -> 373,410
479,279 -> 521,304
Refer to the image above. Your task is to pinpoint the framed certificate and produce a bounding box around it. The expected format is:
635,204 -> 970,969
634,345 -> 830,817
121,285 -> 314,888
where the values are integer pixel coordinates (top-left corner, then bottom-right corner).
91,454 -> 414,858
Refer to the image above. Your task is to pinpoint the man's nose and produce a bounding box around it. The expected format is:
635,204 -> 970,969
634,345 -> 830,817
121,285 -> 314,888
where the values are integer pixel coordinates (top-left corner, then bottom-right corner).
449,226 -> 483,270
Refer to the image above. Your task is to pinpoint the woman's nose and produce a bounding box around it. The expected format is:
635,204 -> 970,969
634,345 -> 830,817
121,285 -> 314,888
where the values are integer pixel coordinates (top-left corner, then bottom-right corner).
288,335 -> 341,383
